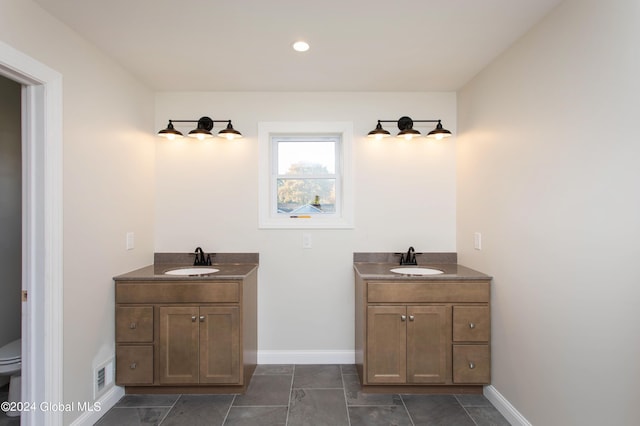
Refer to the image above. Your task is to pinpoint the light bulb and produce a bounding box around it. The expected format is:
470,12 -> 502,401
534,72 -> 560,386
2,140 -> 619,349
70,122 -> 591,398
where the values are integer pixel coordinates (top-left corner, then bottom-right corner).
293,41 -> 310,52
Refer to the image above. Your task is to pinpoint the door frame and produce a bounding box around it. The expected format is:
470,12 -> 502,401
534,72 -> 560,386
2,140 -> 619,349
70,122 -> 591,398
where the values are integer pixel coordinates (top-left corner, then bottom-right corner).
0,41 -> 63,426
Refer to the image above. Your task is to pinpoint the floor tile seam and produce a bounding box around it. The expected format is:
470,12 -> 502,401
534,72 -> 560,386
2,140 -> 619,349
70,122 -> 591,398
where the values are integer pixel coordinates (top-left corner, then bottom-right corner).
284,364 -> 296,426
291,387 -> 345,390
398,394 -> 416,426
455,394 -> 492,408
340,368 -> 352,426
220,394 -> 236,425
460,404 -> 480,426
254,374 -> 294,376
347,404 -> 407,408
111,405 -> 175,409
229,404 -> 289,408
157,394 -> 180,426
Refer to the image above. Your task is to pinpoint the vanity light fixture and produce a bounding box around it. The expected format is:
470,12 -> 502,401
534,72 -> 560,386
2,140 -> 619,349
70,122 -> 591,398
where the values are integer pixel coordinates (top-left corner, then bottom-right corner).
158,116 -> 242,141
367,116 -> 452,141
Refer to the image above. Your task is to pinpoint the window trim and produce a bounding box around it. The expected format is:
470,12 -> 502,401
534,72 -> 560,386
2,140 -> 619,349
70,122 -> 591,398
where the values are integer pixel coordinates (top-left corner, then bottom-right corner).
258,121 -> 354,229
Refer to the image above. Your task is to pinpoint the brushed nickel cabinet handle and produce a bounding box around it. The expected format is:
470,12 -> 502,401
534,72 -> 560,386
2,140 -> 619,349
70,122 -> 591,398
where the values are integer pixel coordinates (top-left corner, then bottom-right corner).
469,362 -> 475,369
199,315 -> 205,322
409,315 -> 415,321
130,362 -> 137,369
129,322 -> 137,329
191,316 -> 197,322
469,323 -> 476,329
401,315 -> 407,321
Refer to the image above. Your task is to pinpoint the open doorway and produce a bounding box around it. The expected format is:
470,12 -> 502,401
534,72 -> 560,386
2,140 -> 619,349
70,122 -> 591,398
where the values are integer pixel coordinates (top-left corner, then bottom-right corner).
0,41 -> 63,426
0,74 -> 22,418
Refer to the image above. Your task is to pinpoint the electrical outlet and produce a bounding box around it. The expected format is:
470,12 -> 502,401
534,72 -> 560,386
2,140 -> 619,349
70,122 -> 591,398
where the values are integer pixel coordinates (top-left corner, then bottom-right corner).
302,233 -> 312,249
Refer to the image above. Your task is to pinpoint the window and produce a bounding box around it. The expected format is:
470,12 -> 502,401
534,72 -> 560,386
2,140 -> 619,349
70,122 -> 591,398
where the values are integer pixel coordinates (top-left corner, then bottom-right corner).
259,122 -> 353,229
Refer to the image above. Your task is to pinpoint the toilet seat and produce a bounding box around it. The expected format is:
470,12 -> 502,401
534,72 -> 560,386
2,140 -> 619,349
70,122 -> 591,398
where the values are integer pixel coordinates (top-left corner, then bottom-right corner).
0,338 -> 22,417
0,339 -> 20,364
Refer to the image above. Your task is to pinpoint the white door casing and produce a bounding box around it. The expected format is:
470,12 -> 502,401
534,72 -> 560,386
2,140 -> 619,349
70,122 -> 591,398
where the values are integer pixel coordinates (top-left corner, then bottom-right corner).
0,40 -> 63,426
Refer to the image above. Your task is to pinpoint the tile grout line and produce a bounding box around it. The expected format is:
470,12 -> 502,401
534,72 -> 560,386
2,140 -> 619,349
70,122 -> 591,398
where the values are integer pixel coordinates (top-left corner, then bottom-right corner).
455,394 -> 486,426
461,404 -> 480,426
399,394 -> 416,426
284,364 -> 296,426
227,404 -> 289,408
157,394 -> 181,426
220,394 -> 237,426
454,394 -> 473,426
340,365 -> 352,426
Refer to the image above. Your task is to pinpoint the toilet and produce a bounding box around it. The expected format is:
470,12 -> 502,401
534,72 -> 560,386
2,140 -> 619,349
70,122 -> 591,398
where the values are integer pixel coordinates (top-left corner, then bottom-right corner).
0,339 -> 21,417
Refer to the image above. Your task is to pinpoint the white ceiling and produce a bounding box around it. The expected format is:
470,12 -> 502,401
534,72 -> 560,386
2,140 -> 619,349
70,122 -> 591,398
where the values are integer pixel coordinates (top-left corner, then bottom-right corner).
33,0 -> 563,92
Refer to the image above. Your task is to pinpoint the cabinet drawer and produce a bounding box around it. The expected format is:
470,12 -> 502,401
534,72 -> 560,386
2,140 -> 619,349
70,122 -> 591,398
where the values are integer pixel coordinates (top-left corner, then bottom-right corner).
116,306 -> 153,342
368,281 -> 490,303
116,281 -> 239,303
453,345 -> 490,384
116,345 -> 154,385
453,306 -> 489,342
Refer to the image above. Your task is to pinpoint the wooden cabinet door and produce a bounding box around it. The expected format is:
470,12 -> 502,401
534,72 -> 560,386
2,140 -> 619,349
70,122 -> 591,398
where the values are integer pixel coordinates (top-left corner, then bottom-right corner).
199,306 -> 240,384
366,305 -> 407,384
407,305 -> 451,383
159,306 -> 199,384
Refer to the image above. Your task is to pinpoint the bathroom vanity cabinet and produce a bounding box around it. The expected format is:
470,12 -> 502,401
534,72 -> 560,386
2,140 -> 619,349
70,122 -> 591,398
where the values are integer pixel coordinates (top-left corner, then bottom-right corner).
354,261 -> 491,393
158,305 -> 239,385
114,264 -> 257,394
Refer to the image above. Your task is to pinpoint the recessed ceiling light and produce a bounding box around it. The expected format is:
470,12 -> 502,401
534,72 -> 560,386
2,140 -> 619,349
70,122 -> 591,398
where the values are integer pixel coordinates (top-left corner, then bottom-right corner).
293,41 -> 310,52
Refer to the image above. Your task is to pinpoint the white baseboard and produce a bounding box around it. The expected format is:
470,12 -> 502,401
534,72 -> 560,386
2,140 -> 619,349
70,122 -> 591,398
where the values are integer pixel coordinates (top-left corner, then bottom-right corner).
69,385 -> 125,426
484,385 -> 531,426
258,350 -> 355,364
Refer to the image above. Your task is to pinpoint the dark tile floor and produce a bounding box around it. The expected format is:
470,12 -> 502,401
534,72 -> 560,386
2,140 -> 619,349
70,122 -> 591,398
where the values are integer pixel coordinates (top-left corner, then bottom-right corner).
95,364 -> 509,425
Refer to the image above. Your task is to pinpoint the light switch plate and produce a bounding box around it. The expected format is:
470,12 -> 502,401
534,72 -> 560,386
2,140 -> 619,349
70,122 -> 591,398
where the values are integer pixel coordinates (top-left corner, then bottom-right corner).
126,232 -> 135,250
474,232 -> 482,250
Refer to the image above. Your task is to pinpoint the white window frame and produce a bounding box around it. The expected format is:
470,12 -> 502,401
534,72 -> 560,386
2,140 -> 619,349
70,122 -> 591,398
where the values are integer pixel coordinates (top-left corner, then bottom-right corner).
258,121 -> 354,229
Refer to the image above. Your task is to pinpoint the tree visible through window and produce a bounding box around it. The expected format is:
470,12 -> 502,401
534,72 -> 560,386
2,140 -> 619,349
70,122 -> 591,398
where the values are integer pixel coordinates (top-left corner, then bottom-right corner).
274,137 -> 338,215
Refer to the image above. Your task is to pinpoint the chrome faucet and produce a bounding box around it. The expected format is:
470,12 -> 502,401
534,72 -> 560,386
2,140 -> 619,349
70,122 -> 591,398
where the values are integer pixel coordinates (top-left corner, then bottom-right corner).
400,246 -> 418,265
193,247 -> 212,266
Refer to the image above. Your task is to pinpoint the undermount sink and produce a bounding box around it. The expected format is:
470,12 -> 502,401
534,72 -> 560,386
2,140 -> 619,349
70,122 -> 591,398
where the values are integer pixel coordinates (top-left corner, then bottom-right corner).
390,267 -> 444,276
164,267 -> 219,276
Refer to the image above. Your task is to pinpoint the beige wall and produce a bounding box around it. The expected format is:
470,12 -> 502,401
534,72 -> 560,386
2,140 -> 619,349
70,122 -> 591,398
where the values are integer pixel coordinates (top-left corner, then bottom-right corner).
457,0 -> 640,424
155,91 -> 457,355
0,1 -> 156,424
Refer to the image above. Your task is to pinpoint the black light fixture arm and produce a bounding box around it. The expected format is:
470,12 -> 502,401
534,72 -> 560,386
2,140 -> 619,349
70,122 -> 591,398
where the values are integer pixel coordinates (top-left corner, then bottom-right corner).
367,116 -> 451,139
376,119 -> 440,123
158,116 -> 242,140
377,117 -> 442,130
167,117 -> 233,130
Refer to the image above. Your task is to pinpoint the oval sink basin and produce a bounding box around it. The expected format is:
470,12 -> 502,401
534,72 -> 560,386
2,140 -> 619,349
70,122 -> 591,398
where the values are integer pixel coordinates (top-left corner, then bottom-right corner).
390,267 -> 444,276
164,267 -> 219,276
